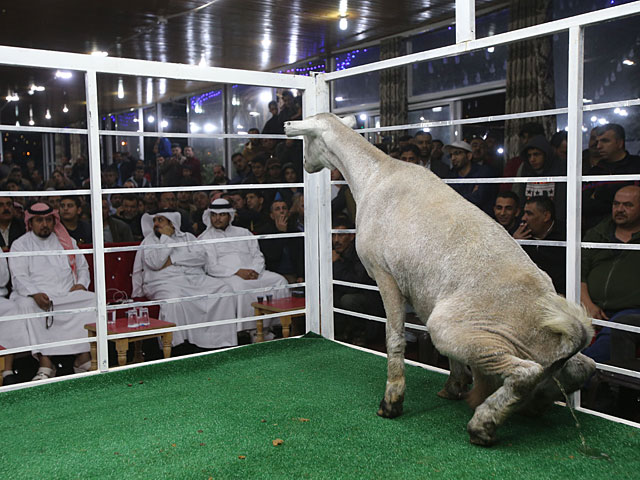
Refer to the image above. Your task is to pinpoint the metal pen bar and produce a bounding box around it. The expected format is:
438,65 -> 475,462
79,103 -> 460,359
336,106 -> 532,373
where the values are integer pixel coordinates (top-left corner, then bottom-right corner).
0,45 -> 314,90
99,130 -> 291,140
105,310 -> 305,341
591,319 -> 640,334
0,306 -> 97,323
104,282 -> 304,311
100,182 -> 304,194
0,125 -> 87,135
357,107 -> 569,133
0,336 -> 95,357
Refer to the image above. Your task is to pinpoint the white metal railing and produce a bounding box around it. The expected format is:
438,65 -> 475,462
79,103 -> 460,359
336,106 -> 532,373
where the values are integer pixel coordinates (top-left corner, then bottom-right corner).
0,46 -> 316,383
0,0 -> 638,429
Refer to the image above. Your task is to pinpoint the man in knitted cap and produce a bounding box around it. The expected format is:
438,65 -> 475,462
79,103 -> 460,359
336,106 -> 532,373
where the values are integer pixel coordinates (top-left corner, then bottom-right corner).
199,199 -> 288,341
9,202 -> 93,381
132,210 -> 238,350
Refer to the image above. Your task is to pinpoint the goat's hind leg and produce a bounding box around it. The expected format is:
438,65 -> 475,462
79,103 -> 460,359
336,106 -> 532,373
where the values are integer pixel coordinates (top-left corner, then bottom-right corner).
437,359 -> 472,400
467,355 -> 545,446
518,352 -> 596,417
375,271 -> 407,419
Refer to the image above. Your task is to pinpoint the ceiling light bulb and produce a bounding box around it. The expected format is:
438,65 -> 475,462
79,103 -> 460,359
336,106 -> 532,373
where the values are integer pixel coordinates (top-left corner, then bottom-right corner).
147,115 -> 155,123
117,79 -> 124,99
55,70 -> 72,79
161,120 -> 168,128
339,17 -> 348,30
199,53 -> 207,67
339,0 -> 348,16
29,119 -> 35,126
45,109 -> 52,120
63,104 -> 69,113
623,59 -> 635,66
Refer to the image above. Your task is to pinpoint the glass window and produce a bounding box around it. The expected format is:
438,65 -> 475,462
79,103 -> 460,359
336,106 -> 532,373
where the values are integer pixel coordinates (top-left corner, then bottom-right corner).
333,47 -> 381,109
408,105 -> 453,146
228,85 -> 277,134
189,89 -> 225,169
411,10 -> 508,98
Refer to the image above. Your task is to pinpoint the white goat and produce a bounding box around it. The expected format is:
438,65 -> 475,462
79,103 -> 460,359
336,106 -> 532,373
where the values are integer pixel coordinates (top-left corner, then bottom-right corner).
285,113 -> 595,446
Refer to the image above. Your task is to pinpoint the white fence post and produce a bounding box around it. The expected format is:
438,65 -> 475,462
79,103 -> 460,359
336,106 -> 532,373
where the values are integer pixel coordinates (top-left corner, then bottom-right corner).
566,25 -> 585,407
85,70 -> 109,372
456,0 -> 477,43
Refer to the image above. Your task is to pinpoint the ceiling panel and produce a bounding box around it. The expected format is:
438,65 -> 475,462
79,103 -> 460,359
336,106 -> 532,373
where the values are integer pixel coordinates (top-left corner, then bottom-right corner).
0,0 -> 506,126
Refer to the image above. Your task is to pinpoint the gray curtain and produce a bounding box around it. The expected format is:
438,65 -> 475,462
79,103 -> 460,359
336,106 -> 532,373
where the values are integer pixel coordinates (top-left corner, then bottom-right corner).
379,37 -> 408,146
505,0 -> 556,159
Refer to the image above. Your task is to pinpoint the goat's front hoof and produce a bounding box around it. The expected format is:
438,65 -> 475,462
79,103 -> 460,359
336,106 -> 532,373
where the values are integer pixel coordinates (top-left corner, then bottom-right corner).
467,419 -> 497,447
377,396 -> 404,418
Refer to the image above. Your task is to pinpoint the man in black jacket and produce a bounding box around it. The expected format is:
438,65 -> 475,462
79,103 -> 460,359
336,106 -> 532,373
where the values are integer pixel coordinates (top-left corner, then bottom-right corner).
583,123 -> 640,232
0,196 -> 25,249
332,216 -> 384,345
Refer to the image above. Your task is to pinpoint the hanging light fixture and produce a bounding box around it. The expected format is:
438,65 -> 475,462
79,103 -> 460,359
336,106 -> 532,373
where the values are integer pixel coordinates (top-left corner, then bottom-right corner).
45,109 -> 52,120
63,104 -> 69,113
117,78 -> 124,99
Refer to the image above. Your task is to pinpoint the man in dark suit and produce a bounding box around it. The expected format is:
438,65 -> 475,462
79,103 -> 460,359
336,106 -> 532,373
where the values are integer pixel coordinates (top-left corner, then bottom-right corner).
0,196 -> 25,249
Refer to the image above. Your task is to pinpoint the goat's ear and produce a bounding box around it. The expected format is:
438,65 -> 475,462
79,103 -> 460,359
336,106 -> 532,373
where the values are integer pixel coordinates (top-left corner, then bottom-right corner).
340,115 -> 357,129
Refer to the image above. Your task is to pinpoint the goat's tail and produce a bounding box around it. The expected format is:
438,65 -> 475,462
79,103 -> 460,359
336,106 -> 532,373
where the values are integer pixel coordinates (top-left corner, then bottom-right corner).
537,292 -> 594,356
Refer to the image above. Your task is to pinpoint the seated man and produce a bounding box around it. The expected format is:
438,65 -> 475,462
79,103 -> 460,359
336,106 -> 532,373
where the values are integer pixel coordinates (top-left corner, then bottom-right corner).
445,140 -> 497,216
513,196 -> 566,295
582,185 -> 640,367
199,199 -> 288,339
0,196 -> 26,248
9,203 -> 93,381
132,210 -> 238,350
60,195 -> 93,245
514,135 -> 566,225
332,216 -> 384,345
102,198 -> 133,243
493,191 -> 521,235
113,193 -> 143,240
259,198 -> 305,283
0,257 -> 31,385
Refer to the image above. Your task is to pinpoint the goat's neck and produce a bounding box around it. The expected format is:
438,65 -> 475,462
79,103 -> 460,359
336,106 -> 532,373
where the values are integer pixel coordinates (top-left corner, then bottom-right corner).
324,131 -> 386,203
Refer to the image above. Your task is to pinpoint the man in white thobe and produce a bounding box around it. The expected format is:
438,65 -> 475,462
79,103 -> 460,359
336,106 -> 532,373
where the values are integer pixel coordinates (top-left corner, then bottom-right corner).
0,257 -> 32,385
199,198 -> 288,340
9,203 -> 93,381
132,210 -> 238,349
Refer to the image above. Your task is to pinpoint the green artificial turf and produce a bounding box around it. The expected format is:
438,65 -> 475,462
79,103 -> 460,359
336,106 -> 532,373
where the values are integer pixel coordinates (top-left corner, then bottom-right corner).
1,334 -> 638,479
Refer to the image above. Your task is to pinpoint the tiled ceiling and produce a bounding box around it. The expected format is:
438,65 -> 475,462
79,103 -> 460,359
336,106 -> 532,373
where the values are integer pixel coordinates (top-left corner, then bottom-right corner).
0,0 -> 506,125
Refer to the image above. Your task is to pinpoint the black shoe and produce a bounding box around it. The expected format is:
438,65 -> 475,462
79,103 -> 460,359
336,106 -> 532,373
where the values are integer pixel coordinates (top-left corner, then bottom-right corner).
2,373 -> 21,386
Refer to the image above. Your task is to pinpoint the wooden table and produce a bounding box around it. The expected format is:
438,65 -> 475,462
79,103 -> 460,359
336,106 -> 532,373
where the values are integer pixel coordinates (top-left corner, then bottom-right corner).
84,318 -> 175,370
251,296 -> 305,342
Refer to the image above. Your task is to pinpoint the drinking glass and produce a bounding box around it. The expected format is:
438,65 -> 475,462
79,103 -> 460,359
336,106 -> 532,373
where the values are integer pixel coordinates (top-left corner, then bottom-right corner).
127,309 -> 138,328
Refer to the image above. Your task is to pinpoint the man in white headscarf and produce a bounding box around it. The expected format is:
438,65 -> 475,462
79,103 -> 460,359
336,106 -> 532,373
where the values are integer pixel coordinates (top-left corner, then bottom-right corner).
199,198 -> 288,340
132,209 -> 238,350
9,202 -> 94,381
0,257 -> 31,385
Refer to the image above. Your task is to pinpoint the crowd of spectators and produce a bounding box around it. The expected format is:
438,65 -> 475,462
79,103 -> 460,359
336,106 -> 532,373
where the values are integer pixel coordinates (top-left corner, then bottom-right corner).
0,95 -> 638,398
